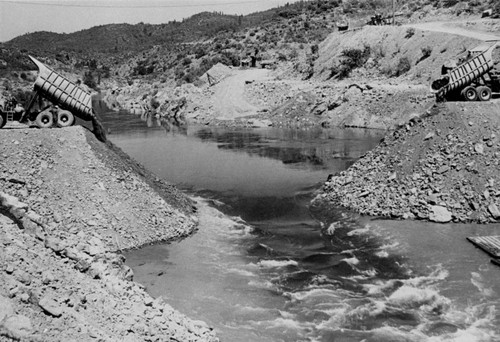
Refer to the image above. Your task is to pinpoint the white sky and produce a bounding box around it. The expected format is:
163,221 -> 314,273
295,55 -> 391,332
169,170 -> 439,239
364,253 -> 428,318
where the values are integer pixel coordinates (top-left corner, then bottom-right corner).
0,0 -> 301,42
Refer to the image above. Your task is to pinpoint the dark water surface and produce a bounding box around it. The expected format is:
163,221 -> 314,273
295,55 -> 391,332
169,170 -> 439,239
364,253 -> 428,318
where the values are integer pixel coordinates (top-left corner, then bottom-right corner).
101,111 -> 500,342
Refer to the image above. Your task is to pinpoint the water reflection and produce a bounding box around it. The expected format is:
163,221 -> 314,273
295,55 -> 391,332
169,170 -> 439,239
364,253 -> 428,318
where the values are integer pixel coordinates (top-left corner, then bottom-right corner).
138,111 -> 188,135
100,109 -> 384,173
194,126 -> 382,170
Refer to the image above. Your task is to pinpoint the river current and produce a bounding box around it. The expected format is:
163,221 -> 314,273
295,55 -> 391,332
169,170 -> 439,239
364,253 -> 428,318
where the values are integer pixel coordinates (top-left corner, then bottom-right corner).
101,111 -> 500,342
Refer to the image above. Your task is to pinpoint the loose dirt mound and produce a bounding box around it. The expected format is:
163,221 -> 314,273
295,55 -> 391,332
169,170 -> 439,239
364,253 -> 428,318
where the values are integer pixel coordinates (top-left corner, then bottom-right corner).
200,62 -> 233,86
314,102 -> 500,224
0,126 -> 218,341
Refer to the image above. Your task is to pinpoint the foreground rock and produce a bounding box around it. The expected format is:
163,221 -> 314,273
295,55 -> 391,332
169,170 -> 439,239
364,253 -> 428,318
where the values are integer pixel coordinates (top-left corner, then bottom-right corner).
313,102 -> 500,224
0,126 -> 218,341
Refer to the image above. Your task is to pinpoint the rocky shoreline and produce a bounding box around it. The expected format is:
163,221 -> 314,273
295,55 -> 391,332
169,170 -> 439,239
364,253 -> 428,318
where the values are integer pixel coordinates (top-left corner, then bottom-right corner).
0,126 -> 218,341
313,101 -> 500,224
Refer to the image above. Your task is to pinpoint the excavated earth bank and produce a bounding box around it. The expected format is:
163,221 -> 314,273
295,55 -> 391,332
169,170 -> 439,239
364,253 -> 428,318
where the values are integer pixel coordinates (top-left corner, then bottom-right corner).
313,101 -> 500,224
0,126 -> 218,341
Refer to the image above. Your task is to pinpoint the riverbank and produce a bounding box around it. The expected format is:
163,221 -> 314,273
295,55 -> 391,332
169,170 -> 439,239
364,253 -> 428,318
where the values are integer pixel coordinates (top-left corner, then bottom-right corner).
313,101 -> 500,224
0,126 -> 218,341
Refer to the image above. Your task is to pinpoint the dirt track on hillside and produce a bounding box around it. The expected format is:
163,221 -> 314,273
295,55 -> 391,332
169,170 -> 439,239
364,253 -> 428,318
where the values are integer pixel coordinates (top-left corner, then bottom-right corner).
404,20 -> 500,41
213,68 -> 270,120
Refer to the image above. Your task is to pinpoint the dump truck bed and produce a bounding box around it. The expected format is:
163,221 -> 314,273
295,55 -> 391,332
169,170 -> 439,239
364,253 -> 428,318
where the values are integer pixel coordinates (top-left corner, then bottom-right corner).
29,56 -> 94,121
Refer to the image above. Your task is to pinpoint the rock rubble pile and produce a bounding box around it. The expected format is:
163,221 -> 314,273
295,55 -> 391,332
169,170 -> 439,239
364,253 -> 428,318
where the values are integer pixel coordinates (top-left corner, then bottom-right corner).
0,126 -> 218,341
314,102 -> 500,224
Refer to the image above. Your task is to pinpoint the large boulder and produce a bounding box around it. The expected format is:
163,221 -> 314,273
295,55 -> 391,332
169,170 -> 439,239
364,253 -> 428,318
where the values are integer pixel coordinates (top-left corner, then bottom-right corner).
429,205 -> 452,223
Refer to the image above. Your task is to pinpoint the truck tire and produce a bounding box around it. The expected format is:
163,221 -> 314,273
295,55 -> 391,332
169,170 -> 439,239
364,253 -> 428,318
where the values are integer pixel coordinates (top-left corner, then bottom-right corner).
462,86 -> 478,101
35,110 -> 54,128
0,113 -> 6,129
476,86 -> 492,101
56,110 -> 75,127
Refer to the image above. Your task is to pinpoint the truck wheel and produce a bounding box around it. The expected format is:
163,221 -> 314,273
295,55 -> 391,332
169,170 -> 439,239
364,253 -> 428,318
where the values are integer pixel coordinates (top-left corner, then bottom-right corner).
462,86 -> 478,101
35,111 -> 54,128
477,86 -> 492,101
0,113 -> 6,129
56,110 -> 75,127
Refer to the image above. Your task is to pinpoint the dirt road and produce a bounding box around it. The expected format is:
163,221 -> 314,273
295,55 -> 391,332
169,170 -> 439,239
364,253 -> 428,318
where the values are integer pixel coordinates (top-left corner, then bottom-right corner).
213,68 -> 270,120
404,20 -> 500,41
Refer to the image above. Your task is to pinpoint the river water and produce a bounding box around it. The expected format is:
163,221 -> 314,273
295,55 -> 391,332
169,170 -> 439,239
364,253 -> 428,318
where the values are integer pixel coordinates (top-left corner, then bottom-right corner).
101,111 -> 500,342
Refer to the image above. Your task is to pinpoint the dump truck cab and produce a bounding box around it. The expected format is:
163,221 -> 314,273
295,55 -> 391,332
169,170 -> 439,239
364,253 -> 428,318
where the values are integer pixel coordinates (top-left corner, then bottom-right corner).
0,97 -> 25,128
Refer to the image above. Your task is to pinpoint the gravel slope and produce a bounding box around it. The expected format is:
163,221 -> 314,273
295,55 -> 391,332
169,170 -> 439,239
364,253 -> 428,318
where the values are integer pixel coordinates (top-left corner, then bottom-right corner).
313,102 -> 500,224
0,126 -> 218,341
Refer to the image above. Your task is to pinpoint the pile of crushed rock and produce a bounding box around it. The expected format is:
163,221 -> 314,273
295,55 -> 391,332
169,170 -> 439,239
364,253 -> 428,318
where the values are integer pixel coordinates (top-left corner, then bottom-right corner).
0,126 -> 218,341
314,102 -> 500,224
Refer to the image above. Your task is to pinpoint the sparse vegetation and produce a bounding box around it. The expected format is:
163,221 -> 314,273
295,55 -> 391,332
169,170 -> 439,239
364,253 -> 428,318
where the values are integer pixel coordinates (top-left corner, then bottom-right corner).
83,71 -> 97,89
405,28 -> 415,39
415,45 -> 433,65
330,45 -> 371,79
0,0 -> 495,88
421,46 -> 433,58
393,56 -> 412,77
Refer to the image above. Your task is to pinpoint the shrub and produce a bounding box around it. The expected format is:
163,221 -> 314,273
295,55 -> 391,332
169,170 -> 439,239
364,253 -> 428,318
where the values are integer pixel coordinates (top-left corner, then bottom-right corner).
150,97 -> 160,109
371,44 -> 385,64
330,45 -> 371,79
311,44 -> 319,55
83,71 -> 97,89
415,46 -> 432,65
220,51 -> 240,67
393,57 -> 411,77
405,28 -> 415,39
442,0 -> 459,7
194,46 -> 207,59
277,53 -> 287,62
421,46 -> 432,58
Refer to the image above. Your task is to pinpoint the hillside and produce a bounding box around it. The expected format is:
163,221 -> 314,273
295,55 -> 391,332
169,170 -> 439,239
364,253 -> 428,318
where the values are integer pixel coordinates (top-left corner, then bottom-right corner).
1,0 -> 499,116
96,20 -> 500,133
1,0 -> 498,89
0,0 -> 403,83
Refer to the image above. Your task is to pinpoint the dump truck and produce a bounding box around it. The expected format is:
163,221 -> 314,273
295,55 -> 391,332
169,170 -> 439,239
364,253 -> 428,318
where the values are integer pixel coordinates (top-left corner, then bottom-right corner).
430,42 -> 500,102
0,56 -> 106,141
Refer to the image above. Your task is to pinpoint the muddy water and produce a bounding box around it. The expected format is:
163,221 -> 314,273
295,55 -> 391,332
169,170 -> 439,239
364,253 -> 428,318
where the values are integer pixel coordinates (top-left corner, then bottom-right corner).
102,112 -> 500,342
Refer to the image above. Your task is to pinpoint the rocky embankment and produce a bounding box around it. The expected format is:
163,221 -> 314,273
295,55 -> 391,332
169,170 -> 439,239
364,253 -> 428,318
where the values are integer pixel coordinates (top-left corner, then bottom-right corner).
0,126 -> 218,341
313,101 -> 500,224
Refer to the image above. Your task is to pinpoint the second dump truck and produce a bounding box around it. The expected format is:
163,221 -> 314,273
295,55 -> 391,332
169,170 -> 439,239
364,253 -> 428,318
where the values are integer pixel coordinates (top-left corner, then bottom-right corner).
431,42 -> 500,102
